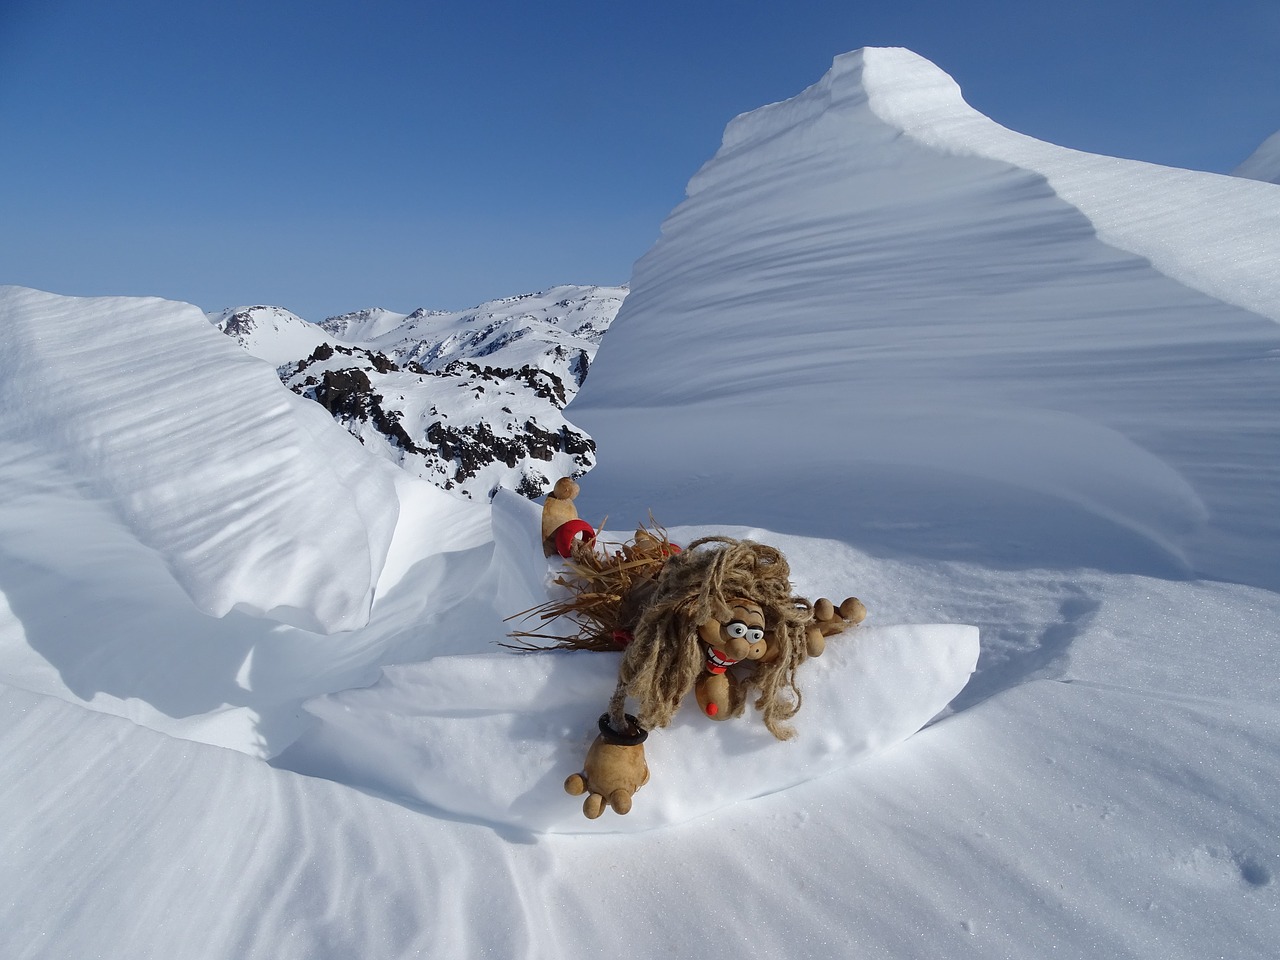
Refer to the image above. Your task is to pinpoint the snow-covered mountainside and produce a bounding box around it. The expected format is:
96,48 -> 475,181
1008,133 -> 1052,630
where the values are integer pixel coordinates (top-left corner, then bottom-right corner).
4,46 -> 1280,960
213,285 -> 626,499
1233,128 -> 1280,184
209,303 -> 333,367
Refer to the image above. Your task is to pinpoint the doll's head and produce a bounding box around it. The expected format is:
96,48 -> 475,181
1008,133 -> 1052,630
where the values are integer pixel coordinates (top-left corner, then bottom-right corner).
607,537 -> 813,740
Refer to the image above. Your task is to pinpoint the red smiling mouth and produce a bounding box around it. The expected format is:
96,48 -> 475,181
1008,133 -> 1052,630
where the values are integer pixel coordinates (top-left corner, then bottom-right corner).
705,648 -> 739,674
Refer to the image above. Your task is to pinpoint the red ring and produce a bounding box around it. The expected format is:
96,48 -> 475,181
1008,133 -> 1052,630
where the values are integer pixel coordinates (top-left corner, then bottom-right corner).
554,519 -> 596,557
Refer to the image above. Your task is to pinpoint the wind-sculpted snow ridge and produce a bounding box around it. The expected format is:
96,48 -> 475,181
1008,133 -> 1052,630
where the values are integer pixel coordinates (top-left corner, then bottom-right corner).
1233,128 -> 1280,185
0,286 -> 400,633
849,48 -> 1280,322
215,285 -> 625,499
572,47 -> 1280,592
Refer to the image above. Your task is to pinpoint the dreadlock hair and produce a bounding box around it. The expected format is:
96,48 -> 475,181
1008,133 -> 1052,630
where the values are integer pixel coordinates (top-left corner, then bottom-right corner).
605,536 -> 814,741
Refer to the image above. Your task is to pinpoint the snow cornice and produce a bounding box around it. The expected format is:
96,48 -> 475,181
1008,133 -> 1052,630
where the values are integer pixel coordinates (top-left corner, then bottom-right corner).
853,47 -> 1280,325
709,46 -> 1280,326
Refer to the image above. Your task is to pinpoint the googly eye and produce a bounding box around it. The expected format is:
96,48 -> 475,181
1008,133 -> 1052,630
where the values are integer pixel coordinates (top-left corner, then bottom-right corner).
748,628 -> 765,643
725,621 -> 748,639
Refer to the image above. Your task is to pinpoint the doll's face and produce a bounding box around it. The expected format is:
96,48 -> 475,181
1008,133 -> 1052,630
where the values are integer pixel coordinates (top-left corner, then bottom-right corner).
697,601 -> 767,661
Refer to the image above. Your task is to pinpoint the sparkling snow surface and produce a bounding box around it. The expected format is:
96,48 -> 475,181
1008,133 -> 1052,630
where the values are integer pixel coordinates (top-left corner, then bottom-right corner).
3,47 -> 1279,960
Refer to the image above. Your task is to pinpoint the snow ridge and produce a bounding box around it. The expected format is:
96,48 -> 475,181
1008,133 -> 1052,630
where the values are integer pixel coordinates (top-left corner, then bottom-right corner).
576,47 -> 1280,591
1233,128 -> 1280,185
853,48 -> 1280,324
1,286 -> 401,632
710,48 -> 1280,325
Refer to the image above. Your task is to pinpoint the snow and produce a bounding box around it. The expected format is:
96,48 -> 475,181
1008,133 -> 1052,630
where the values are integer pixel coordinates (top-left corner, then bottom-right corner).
1234,128 -> 1280,184
317,284 -> 626,386
280,620 -> 977,834
3,46 -> 1280,960
0,286 -> 403,634
208,303 -> 336,367
574,46 -> 1280,593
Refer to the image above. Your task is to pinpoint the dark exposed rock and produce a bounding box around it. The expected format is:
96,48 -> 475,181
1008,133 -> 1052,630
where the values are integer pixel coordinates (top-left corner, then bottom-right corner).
298,367 -> 425,456
281,348 -> 594,498
423,417 -> 594,487
290,342 -> 398,379
311,368 -> 372,418
515,469 -> 550,499
569,350 -> 590,388
218,307 -> 270,338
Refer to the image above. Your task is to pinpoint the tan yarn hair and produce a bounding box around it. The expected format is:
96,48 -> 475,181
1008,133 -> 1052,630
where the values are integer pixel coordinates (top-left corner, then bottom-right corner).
606,536 -> 813,741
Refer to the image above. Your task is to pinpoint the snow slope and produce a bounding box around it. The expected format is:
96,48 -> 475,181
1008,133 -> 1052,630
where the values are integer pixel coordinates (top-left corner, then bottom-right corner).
278,490 -> 978,834
3,46 -> 1279,960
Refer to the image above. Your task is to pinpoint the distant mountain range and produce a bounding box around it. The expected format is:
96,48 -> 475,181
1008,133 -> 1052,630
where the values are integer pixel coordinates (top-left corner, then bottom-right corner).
210,284 -> 626,499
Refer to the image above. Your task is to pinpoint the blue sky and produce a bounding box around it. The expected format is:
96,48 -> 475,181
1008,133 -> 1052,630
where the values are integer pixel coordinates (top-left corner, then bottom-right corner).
2,0 -> 1277,320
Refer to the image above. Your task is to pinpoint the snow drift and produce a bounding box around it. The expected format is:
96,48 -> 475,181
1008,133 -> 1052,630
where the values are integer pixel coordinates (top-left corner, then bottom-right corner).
571,47 -> 1280,593
0,286 -> 401,633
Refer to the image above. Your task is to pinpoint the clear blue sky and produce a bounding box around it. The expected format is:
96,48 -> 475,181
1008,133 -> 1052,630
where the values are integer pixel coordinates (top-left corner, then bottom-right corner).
2,0 -> 1277,320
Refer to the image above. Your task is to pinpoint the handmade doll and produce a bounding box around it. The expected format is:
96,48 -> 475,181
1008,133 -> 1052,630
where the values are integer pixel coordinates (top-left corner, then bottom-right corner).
513,478 -> 865,819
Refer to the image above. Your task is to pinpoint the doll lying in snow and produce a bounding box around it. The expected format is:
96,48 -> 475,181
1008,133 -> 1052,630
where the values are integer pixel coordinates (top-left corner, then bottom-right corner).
510,477 -> 866,820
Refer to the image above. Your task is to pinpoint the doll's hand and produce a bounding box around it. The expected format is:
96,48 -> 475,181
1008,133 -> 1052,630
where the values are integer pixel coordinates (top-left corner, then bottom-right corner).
564,715 -> 650,818
804,597 -> 866,656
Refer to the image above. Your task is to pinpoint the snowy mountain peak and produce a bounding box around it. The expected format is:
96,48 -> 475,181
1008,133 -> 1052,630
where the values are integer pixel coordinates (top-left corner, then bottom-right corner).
320,285 -> 625,346
208,304 -> 334,368
1232,128 -> 1280,184
318,307 -> 411,341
